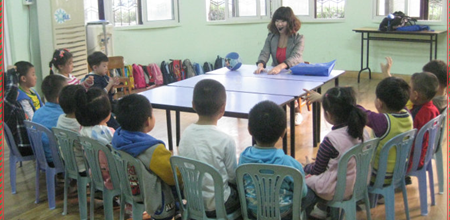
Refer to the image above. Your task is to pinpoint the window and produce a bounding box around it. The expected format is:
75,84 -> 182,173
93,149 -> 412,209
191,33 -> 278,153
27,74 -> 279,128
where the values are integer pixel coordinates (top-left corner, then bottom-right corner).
85,0 -> 179,27
375,0 -> 443,20
206,0 -> 346,22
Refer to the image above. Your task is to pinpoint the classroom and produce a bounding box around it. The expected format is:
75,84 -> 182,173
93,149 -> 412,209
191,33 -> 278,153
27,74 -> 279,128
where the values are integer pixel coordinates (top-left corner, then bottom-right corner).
4,0 -> 448,219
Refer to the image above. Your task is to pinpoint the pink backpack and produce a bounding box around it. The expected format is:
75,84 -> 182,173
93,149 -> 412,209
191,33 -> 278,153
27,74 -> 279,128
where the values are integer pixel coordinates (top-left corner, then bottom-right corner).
148,64 -> 164,86
132,64 -> 147,89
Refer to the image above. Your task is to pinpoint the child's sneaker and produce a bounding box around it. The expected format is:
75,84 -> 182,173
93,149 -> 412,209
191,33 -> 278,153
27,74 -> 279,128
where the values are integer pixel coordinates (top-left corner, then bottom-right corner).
295,113 -> 303,125
310,205 -> 327,219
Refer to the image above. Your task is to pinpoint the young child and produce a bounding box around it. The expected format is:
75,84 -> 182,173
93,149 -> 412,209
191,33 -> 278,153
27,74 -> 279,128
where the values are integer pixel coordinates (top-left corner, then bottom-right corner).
4,67 -> 33,156
239,100 -> 316,218
32,74 -> 68,164
407,72 -> 440,172
49,48 -> 93,89
15,61 -> 43,120
56,85 -> 86,173
304,87 -> 369,219
74,87 -> 115,190
178,79 -> 240,217
422,60 -> 447,113
85,51 -> 118,104
357,77 -> 413,185
112,94 -> 181,220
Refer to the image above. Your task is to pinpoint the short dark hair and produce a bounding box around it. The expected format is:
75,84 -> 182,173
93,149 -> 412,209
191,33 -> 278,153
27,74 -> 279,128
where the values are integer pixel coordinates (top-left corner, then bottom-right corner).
49,49 -> 72,75
268,6 -> 301,35
376,77 -> 410,111
14,61 -> 34,80
59,85 -> 85,114
74,87 -> 111,126
116,94 -> 153,132
422,60 -> 447,87
193,79 -> 226,116
87,51 -> 109,69
248,101 -> 286,145
41,74 -> 67,103
410,72 -> 439,101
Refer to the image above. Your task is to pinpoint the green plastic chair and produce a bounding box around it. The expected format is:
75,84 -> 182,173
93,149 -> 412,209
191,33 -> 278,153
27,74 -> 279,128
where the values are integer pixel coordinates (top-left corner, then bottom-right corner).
111,150 -> 146,220
170,156 -> 242,220
236,164 -> 305,220
433,108 -> 447,194
368,129 -> 416,220
327,138 -> 379,220
52,128 -> 91,220
79,136 -> 121,220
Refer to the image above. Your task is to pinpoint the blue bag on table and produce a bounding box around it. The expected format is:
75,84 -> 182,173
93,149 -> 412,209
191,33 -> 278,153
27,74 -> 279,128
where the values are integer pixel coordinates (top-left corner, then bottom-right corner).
290,60 -> 336,76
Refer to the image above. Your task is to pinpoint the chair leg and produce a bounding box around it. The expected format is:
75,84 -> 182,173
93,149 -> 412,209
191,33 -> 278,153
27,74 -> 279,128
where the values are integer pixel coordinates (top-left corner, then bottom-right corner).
435,149 -> 444,194
364,193 -> 372,220
103,190 -> 115,220
90,185 -> 95,220
401,183 -> 411,220
132,203 -> 144,220
368,193 -> 378,209
119,196 -> 126,220
35,166 -> 40,204
417,172 -> 428,215
46,170 -> 56,210
384,191 -> 395,220
77,179 -> 88,220
62,173 -> 69,215
427,164 -> 435,206
342,204 -> 356,220
10,155 -> 17,194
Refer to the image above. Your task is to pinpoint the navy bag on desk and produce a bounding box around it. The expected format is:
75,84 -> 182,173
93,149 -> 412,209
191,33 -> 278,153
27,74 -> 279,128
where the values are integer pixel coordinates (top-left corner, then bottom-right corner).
290,60 -> 336,76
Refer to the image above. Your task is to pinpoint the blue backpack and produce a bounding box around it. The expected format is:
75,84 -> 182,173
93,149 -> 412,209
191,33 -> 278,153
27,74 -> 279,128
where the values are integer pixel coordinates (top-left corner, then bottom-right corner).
193,62 -> 204,75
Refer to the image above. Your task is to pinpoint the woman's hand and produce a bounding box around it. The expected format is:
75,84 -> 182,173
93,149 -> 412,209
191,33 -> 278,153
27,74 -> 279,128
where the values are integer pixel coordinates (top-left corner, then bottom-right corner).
268,65 -> 283,75
254,63 -> 265,74
303,89 -> 322,104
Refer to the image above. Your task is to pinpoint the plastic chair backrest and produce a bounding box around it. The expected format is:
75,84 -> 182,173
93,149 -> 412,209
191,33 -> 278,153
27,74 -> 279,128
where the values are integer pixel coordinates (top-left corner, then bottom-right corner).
236,164 -> 304,220
4,122 -> 33,159
435,108 -> 447,153
52,128 -> 85,177
331,138 -> 379,203
79,136 -> 120,190
24,121 -> 64,170
371,129 -> 417,189
170,156 -> 228,219
111,149 -> 145,203
409,115 -> 441,172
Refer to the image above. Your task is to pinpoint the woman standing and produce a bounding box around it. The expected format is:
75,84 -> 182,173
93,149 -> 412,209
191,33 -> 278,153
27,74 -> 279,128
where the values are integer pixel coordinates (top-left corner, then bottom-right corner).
255,6 -> 305,124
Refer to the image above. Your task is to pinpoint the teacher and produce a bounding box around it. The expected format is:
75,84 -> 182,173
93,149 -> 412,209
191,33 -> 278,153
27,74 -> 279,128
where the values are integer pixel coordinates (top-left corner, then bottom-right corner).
255,6 -> 304,75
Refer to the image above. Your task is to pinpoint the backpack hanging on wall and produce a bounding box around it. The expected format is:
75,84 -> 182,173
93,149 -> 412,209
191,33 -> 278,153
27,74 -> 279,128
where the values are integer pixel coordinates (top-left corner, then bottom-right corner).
214,55 -> 225,70
203,62 -> 214,73
160,61 -> 175,85
132,64 -> 147,89
148,64 -> 164,86
182,59 -> 197,78
169,59 -> 182,81
379,11 -> 416,31
141,65 -> 152,86
193,62 -> 205,75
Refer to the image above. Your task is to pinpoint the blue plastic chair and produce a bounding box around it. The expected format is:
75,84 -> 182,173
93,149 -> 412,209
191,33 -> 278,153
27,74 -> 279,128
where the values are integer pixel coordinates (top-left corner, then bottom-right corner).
4,123 -> 35,194
407,115 -> 442,216
368,129 -> 417,220
170,156 -> 242,220
79,136 -> 121,220
23,121 -> 65,210
52,128 -> 91,219
433,108 -> 447,194
327,138 -> 379,220
112,150 -> 146,220
236,164 -> 305,220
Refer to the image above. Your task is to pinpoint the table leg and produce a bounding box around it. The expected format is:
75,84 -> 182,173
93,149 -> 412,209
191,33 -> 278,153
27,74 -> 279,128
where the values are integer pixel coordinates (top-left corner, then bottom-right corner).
312,87 -> 322,147
166,110 -> 173,151
176,111 -> 180,146
335,77 -> 339,87
290,100 -> 296,157
358,32 -> 372,83
282,105 -> 288,154
434,35 -> 438,60
429,35 -> 433,61
366,33 -> 371,80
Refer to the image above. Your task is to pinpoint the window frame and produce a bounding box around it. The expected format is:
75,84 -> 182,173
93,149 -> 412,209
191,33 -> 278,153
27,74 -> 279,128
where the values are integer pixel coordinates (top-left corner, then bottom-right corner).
206,0 -> 346,24
103,0 -> 180,30
371,0 -> 446,24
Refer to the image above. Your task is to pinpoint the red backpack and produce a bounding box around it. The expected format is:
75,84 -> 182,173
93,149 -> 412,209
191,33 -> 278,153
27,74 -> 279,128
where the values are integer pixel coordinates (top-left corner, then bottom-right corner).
147,64 -> 164,86
132,64 -> 147,89
168,59 -> 182,81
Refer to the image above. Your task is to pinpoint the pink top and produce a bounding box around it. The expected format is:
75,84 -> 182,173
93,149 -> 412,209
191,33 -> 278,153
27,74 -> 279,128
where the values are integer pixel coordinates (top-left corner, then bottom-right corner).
276,47 -> 287,65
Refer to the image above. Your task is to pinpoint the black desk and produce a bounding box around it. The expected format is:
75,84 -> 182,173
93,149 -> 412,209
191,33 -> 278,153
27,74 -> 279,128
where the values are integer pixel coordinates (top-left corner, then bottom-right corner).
353,27 -> 446,83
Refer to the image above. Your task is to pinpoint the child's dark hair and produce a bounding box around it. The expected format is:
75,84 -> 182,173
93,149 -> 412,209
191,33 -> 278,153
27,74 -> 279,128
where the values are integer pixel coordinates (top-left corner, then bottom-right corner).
41,74 -> 67,103
74,87 -> 111,126
422,60 -> 447,88
14,61 -> 34,81
410,72 -> 439,101
59,85 -> 85,114
49,49 -> 72,75
376,77 -> 410,111
248,101 -> 286,145
322,87 -> 367,140
193,79 -> 226,116
87,51 -> 109,69
116,94 -> 152,132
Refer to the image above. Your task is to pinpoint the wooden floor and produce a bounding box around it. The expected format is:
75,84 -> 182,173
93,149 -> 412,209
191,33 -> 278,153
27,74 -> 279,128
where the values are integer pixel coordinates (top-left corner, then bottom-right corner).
4,75 -> 448,219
